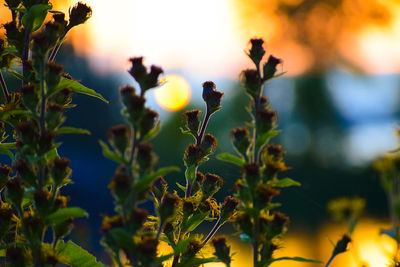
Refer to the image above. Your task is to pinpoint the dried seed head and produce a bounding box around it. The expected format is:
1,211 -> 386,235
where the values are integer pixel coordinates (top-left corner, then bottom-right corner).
266,144 -> 285,159
140,108 -> 159,136
158,192 -> 179,223
137,236 -> 158,257
255,184 -> 280,206
202,173 -> 223,199
128,57 -> 147,86
183,109 -> 201,133
272,211 -> 290,228
248,38 -> 265,66
202,134 -> 217,153
68,2 -> 92,28
263,55 -> 282,80
230,127 -> 250,156
184,144 -> 205,167
256,109 -> 278,133
220,196 -> 239,221
241,69 -> 261,97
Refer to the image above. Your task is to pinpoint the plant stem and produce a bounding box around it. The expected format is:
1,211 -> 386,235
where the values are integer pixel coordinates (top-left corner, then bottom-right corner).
38,61 -> 46,189
48,38 -> 65,62
171,254 -> 179,267
323,254 -> 335,267
128,126 -> 138,168
253,217 -> 260,266
202,217 -> 222,246
0,70 -> 10,103
253,64 -> 262,164
22,29 -> 31,86
196,108 -> 211,146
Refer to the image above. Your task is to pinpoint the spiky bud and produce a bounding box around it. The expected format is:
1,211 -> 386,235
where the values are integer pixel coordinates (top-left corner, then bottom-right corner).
68,2 -> 92,28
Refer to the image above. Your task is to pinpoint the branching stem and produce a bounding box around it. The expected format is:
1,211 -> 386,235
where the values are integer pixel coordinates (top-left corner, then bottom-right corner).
0,71 -> 10,103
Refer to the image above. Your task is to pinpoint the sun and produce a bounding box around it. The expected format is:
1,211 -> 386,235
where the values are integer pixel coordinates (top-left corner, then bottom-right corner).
154,74 -> 191,111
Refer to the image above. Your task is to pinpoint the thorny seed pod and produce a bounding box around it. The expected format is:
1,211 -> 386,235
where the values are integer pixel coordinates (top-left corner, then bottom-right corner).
202,173 -> 223,199
107,125 -> 130,155
184,144 -> 205,167
185,237 -> 202,256
202,81 -> 224,114
212,236 -> 231,266
248,38 -> 265,66
4,22 -> 23,51
263,55 -> 282,81
68,2 -> 92,29
183,199 -> 195,218
231,127 -> 251,157
53,12 -> 68,30
266,144 -> 285,160
32,31 -> 51,58
183,109 -> 202,134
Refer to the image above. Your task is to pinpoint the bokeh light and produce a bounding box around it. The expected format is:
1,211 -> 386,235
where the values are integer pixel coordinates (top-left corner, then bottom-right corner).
154,74 -> 191,111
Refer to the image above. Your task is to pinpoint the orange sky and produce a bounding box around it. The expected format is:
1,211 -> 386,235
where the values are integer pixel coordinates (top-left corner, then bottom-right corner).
1,0 -> 400,77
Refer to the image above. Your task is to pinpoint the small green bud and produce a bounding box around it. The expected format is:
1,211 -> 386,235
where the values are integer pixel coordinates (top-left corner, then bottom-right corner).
52,157 -> 71,186
107,125 -> 130,155
68,2 -> 92,29
259,96 -> 269,109
183,109 -> 202,134
140,108 -> 159,136
183,144 -> 205,167
14,159 -> 36,187
212,236 -> 231,266
230,127 -> 251,157
263,55 -> 282,81
128,57 -> 147,87
202,173 -> 223,199
256,109 -> 277,133
152,177 -> 167,201
158,192 -> 179,224
248,38 -> 265,66
241,69 -> 261,98
202,81 -> 223,114
20,83 -> 39,111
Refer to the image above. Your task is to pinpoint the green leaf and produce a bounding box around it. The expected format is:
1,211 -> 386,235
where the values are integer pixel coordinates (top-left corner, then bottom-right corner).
256,129 -> 280,150
99,140 -> 127,164
53,77 -> 108,103
181,211 -> 209,233
46,207 -> 88,225
6,69 -> 24,80
45,147 -> 59,161
270,256 -> 322,264
143,120 -> 161,140
134,166 -> 180,192
56,127 -> 91,135
216,152 -> 245,166
185,165 -> 196,183
272,178 -> 301,188
22,4 -> 51,31
57,240 -> 102,267
0,142 -> 16,160
180,257 -> 219,267
176,182 -> 186,193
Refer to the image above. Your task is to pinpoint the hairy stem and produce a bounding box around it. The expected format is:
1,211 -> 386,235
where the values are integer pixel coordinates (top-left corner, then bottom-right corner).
202,217 -> 222,246
196,108 -> 211,146
48,38 -> 65,62
0,71 -> 10,103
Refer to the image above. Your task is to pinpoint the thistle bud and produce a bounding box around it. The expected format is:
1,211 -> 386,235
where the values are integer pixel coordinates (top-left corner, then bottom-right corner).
0,165 -> 11,190
263,55 -> 282,81
137,143 -> 156,174
38,130 -> 55,154
201,134 -> 217,154
107,125 -> 130,155
140,108 -> 159,136
248,38 -> 265,66
109,169 -> 131,201
230,127 -> 250,157
256,109 -> 277,133
6,176 -> 24,209
212,236 -> 231,266
152,177 -> 167,201
119,84 -> 136,107
46,62 -> 64,90
220,196 -> 239,222
52,157 -> 71,186
332,234 -> 351,256
68,2 -> 92,28
241,163 -> 260,188
143,65 -> 163,91
128,57 -> 147,86
158,192 -> 179,224
16,120 -> 39,145
202,173 -> 223,199
14,159 -> 36,187
241,69 -> 261,98
100,214 -> 123,233
202,81 -> 223,114
254,184 -> 279,209
20,83 -> 39,111
183,109 -> 201,134
184,144 -> 205,167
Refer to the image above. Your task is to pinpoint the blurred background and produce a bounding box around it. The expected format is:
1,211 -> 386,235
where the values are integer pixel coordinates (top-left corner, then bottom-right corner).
2,0 -> 400,266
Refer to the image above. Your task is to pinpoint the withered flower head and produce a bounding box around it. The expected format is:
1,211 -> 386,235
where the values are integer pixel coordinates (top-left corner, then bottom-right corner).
266,144 -> 285,159
256,109 -> 278,133
152,177 -> 167,200
130,208 -> 148,227
108,125 -> 130,139
53,12 -> 66,23
212,236 -> 231,266
241,69 -> 261,97
68,2 -> 92,28
263,55 -> 282,80
119,84 -> 136,96
202,173 -> 223,199
137,236 -> 158,257
54,157 -> 70,170
220,196 -> 239,221
202,134 -> 217,152
272,211 -> 290,228
20,83 -> 37,95
255,184 -> 280,206
158,192 -> 179,223
248,38 -> 265,66
184,144 -> 205,167
143,65 -> 163,90
128,57 -> 147,85
140,108 -> 159,135
183,109 -> 201,133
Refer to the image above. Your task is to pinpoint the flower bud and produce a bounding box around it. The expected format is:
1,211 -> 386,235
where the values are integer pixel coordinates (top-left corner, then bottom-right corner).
184,144 -> 205,167
152,177 -> 167,201
241,69 -> 261,98
220,196 -> 239,222
183,109 -> 201,134
332,234 -> 351,256
100,214 -> 123,233
107,125 -> 130,155
20,83 -> 39,111
140,108 -> 159,136
0,165 -> 11,190
46,102 -> 64,130
52,157 -> 71,186
263,55 -> 282,81
38,130 -> 55,154
202,173 -> 223,199
109,168 -> 131,201
14,159 -> 36,187
137,236 -> 158,262
241,163 -> 260,188
248,38 -> 265,66
137,143 -> 156,174
68,2 -> 92,28
230,127 -> 250,157
256,109 -> 277,133
6,176 -> 24,209
264,161 -> 289,180
128,57 -> 147,87
254,184 -> 280,209
212,236 -> 231,266
202,81 -> 223,114
143,65 -> 163,91
128,208 -> 148,232
158,192 -> 179,224
17,120 -> 39,145
126,94 -> 146,123
51,88 -> 73,106
46,62 -> 64,90
119,84 -> 136,106
201,134 -> 217,154
191,171 -> 205,195
34,189 -> 52,215
266,144 -> 285,160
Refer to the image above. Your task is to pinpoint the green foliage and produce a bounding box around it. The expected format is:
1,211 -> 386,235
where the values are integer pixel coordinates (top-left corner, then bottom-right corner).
56,240 -> 103,267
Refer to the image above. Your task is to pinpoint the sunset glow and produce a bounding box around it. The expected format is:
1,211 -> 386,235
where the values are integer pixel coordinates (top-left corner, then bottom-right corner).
154,74 -> 191,111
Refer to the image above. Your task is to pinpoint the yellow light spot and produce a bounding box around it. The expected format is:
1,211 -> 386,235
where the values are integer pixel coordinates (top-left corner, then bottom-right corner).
154,74 -> 191,111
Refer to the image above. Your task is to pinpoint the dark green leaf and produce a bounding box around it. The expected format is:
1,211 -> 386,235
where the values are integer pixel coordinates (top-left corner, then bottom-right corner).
53,77 -> 108,103
256,130 -> 280,150
56,127 -> 91,135
180,257 -> 219,267
5,69 -> 23,80
22,4 -> 51,31
272,178 -> 301,188
134,166 -> 180,192
0,142 -> 16,160
56,240 -> 102,267
185,165 -> 196,183
99,140 -> 127,164
216,153 -> 245,166
143,120 -> 161,140
46,207 -> 88,225
271,256 -> 322,264
176,182 -> 186,193
181,211 -> 209,233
